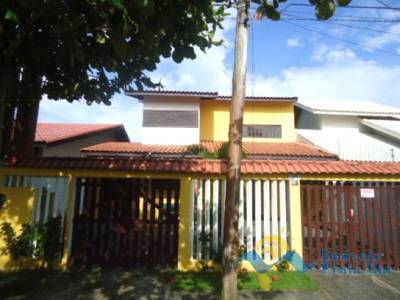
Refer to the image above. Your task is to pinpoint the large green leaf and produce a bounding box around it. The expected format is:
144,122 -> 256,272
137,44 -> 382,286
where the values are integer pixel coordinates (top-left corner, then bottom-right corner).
316,0 -> 336,20
4,10 -> 19,23
336,0 -> 352,6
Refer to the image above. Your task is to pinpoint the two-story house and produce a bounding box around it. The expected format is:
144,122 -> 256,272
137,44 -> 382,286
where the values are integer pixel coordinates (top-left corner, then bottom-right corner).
34,123 -> 129,157
81,90 -> 337,161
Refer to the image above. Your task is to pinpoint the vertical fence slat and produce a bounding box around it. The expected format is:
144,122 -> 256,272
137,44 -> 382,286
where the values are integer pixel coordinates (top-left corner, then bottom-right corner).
329,184 -> 337,262
255,180 -> 262,255
357,184 -> 367,268
337,184 -> 345,267
36,178 -> 45,223
263,180 -> 271,261
314,185 -> 322,267
31,177 -> 42,223
389,184 -> 399,268
380,185 -> 392,267
246,180 -> 253,254
305,185 -> 313,263
239,180 -> 245,245
366,195 -> 374,261
279,180 -> 287,257
212,179 -> 219,255
204,179 -> 211,259
190,180 -> 195,258
220,179 -> 226,245
196,179 -> 203,260
374,185 -> 384,266
271,181 -> 278,237
45,178 -> 56,220
322,183 -> 329,260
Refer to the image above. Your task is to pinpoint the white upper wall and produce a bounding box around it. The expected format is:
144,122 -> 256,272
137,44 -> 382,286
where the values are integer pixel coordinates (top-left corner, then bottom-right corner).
141,96 -> 200,145
297,100 -> 400,117
297,128 -> 400,162
296,100 -> 400,130
319,115 -> 361,129
142,96 -> 200,111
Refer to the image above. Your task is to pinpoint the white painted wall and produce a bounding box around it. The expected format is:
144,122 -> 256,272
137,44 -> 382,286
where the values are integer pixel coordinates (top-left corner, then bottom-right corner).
320,115 -> 361,129
142,96 -> 200,145
142,96 -> 200,111
141,127 -> 199,145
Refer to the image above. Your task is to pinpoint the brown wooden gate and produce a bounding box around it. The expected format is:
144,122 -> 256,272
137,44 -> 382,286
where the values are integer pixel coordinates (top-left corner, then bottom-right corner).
301,181 -> 400,270
70,178 -> 180,268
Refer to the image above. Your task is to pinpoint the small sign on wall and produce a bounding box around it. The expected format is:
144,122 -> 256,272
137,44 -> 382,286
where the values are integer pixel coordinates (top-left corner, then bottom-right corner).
360,188 -> 375,198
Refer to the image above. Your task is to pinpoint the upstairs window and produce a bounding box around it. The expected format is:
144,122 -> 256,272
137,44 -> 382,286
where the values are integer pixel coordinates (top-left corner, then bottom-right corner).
243,125 -> 282,138
143,109 -> 198,128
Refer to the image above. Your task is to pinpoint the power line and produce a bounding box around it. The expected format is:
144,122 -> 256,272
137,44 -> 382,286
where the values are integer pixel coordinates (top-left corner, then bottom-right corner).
283,20 -> 400,58
281,13 -> 400,37
288,3 -> 400,10
283,9 -> 400,20
281,11 -> 400,23
375,0 -> 392,9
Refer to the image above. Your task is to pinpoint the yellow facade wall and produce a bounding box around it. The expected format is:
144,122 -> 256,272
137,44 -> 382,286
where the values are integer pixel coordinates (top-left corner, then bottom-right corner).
200,100 -> 296,142
0,187 -> 35,270
1,167 -> 400,272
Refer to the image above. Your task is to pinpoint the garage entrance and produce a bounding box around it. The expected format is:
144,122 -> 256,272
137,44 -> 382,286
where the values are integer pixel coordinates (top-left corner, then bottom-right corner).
70,178 -> 180,268
301,181 -> 399,269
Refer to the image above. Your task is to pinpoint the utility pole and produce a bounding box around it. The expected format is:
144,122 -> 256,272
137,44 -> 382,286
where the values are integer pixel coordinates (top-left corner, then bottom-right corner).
222,0 -> 249,299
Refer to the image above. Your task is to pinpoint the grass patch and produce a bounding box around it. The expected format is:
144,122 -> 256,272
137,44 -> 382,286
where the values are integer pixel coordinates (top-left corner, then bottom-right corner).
170,271 -> 319,292
238,271 -> 319,291
169,271 -> 221,292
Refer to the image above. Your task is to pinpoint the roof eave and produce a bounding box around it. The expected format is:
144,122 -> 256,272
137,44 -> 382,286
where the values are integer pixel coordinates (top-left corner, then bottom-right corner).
295,103 -> 400,117
360,119 -> 400,142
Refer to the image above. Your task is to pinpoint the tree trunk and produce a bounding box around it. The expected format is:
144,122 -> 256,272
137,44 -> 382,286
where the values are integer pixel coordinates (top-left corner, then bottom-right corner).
0,101 -> 16,161
10,68 -> 41,159
221,1 -> 249,299
0,79 -> 7,161
12,98 -> 40,158
0,72 -> 17,162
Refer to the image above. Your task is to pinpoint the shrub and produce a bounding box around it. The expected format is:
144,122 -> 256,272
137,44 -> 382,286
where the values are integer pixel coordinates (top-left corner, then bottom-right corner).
0,216 -> 63,265
276,260 -> 290,272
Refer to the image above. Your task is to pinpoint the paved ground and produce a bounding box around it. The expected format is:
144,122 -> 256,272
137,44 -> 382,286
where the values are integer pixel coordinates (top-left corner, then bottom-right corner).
1,268 -> 399,299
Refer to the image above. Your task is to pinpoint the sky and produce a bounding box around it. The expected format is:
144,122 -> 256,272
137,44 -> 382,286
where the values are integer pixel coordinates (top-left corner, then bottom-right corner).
39,0 -> 400,142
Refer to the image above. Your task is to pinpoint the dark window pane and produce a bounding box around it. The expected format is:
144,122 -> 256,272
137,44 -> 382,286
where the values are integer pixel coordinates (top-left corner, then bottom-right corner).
243,125 -> 282,138
143,110 -> 198,128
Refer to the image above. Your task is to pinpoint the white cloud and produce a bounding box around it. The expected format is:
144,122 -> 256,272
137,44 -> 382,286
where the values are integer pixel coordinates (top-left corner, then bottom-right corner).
311,45 -> 356,63
286,37 -> 301,48
151,16 -> 235,94
363,24 -> 400,50
248,47 -> 400,107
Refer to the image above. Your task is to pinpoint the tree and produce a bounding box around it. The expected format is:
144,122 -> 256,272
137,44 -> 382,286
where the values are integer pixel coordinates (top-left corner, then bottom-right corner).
219,1 -> 351,299
0,0 -> 225,159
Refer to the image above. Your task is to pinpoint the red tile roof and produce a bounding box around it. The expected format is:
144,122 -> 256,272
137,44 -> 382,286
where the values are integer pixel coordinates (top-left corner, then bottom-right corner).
81,141 -> 337,159
127,90 -> 297,102
35,123 -> 127,144
8,157 -> 400,176
201,141 -> 336,158
82,142 -> 188,154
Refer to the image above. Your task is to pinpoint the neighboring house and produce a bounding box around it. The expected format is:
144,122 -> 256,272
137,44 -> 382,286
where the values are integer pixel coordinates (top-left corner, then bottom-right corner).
82,90 -> 337,160
34,123 -> 129,157
295,100 -> 400,162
